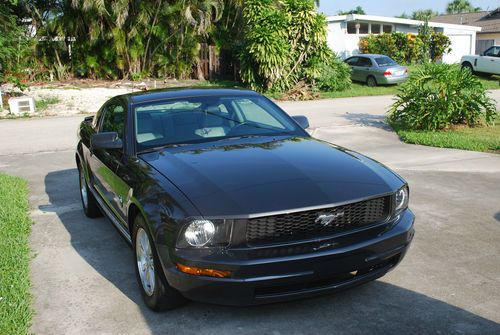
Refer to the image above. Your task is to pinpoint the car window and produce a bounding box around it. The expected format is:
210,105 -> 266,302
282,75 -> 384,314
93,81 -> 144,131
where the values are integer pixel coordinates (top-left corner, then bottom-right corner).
345,57 -> 359,66
101,103 -> 126,139
375,56 -> 397,66
133,95 -> 303,151
484,46 -> 500,57
357,57 -> 372,67
231,99 -> 284,129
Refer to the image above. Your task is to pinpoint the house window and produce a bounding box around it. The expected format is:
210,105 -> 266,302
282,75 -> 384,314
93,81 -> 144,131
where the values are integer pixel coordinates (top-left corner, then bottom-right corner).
347,22 -> 357,34
371,24 -> 381,34
383,24 -> 393,33
358,22 -> 369,34
347,21 -> 369,34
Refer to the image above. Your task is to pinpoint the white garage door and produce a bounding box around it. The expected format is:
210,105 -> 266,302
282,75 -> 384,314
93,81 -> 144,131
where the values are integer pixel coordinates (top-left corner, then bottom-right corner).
443,35 -> 472,64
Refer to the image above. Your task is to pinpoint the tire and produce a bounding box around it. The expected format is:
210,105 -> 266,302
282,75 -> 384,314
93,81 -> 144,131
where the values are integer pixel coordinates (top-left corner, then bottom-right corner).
366,76 -> 377,87
132,215 -> 186,311
462,62 -> 474,73
78,162 -> 102,218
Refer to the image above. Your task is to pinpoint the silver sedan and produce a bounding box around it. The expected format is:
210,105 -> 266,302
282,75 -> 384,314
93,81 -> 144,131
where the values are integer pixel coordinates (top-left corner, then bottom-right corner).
345,54 -> 408,87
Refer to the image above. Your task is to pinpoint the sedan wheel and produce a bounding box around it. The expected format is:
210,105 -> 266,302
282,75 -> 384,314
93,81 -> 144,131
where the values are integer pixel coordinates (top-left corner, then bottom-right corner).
367,76 -> 377,87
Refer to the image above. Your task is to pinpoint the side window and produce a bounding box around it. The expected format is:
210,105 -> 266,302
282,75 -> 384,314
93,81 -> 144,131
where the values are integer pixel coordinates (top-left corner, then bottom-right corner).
346,57 -> 359,66
101,103 -> 126,139
485,46 -> 500,57
232,99 -> 284,129
357,57 -> 372,67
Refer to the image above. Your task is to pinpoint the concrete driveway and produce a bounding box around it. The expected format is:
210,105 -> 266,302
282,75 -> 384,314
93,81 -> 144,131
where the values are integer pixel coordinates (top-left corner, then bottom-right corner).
0,94 -> 499,334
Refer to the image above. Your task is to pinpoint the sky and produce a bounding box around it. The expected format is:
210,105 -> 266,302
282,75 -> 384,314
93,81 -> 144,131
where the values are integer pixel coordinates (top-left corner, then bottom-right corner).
319,0 -> 500,17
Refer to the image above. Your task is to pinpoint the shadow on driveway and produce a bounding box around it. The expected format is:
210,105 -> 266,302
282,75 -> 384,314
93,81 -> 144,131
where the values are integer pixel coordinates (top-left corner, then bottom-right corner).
341,113 -> 392,131
42,168 -> 500,335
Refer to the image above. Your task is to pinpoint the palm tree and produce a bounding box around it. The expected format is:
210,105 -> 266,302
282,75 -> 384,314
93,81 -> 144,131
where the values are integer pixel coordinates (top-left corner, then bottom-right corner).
446,0 -> 481,14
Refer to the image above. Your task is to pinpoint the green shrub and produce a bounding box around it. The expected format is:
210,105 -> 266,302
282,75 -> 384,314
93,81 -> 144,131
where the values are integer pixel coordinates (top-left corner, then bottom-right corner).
388,63 -> 497,131
314,56 -> 352,91
359,32 -> 451,64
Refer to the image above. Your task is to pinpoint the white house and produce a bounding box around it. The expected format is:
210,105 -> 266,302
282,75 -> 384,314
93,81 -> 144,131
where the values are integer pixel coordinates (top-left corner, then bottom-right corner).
326,14 -> 482,64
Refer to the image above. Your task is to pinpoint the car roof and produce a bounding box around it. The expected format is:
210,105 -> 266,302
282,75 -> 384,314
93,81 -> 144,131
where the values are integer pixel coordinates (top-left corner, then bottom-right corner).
119,87 -> 260,104
348,54 -> 390,59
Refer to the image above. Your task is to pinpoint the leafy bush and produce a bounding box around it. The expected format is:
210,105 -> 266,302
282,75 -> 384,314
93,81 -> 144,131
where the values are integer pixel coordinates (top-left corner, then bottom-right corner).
359,32 -> 451,64
388,63 -> 497,131
240,0 -> 332,92
314,56 -> 352,91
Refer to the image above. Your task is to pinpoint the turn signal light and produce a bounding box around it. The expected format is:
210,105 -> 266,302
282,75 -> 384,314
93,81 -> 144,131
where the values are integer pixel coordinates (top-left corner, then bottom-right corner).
176,263 -> 232,278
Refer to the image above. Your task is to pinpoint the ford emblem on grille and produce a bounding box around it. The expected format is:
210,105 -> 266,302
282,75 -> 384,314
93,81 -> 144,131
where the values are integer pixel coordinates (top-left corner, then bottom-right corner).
315,211 -> 345,227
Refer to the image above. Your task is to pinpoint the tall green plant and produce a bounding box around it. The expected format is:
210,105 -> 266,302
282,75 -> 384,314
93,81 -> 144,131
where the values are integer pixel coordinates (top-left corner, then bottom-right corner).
240,0 -> 331,92
0,0 -> 33,88
389,63 -> 497,131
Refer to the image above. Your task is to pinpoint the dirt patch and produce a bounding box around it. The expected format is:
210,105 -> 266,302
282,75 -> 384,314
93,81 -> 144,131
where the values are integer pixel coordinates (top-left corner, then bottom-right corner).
0,79 -> 214,117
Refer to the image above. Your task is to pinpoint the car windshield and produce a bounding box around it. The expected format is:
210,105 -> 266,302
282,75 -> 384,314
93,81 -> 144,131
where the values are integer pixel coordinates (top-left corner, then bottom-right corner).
375,56 -> 397,67
134,95 -> 303,151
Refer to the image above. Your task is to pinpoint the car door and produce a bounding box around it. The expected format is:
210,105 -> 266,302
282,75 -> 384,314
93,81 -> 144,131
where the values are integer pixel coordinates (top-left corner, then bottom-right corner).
345,57 -> 360,81
356,57 -> 374,82
90,99 -> 130,226
476,46 -> 500,74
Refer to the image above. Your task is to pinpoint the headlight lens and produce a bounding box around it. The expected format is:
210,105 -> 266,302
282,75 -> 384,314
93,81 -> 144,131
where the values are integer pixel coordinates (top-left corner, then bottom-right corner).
177,219 -> 233,248
184,220 -> 215,247
395,186 -> 409,212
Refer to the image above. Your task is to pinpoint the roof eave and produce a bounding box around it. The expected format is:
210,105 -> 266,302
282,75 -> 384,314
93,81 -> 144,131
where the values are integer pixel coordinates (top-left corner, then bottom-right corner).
326,14 -> 482,31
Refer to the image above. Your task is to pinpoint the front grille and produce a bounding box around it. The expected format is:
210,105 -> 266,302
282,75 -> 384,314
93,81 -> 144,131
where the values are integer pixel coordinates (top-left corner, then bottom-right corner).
246,196 -> 391,245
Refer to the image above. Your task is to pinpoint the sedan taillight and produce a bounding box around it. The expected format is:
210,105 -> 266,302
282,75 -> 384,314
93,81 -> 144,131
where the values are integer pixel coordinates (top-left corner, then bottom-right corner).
383,71 -> 392,76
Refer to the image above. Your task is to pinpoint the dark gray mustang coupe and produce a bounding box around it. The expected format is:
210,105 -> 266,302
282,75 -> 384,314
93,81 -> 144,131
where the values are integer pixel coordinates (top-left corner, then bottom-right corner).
76,88 -> 414,311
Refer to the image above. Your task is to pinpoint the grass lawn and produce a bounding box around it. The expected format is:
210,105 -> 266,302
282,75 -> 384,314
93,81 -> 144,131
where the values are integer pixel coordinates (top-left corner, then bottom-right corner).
319,69 -> 500,100
0,173 -> 33,335
391,120 -> 500,153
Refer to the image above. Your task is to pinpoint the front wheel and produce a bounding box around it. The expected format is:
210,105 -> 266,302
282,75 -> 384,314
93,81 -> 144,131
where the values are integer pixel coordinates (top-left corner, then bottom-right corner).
133,215 -> 186,311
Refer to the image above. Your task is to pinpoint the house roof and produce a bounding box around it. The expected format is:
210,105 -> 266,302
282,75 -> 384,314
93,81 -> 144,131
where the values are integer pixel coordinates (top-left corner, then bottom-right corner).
431,9 -> 500,34
327,14 -> 481,32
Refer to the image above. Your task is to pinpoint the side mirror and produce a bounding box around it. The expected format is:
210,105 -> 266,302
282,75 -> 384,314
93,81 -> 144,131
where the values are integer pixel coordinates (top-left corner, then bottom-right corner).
84,115 -> 94,123
292,115 -> 310,130
91,132 -> 123,150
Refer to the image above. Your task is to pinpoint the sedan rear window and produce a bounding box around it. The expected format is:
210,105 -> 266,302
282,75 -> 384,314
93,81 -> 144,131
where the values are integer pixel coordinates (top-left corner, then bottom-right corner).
375,57 -> 397,67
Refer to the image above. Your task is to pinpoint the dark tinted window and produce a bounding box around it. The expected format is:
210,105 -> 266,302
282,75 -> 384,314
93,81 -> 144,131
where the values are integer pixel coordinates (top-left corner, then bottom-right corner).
101,103 -> 126,139
375,56 -> 397,66
345,57 -> 359,65
357,57 -> 372,67
383,25 -> 392,33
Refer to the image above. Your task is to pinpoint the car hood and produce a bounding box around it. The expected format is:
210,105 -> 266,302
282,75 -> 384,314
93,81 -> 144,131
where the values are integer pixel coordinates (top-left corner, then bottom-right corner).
140,136 -> 404,217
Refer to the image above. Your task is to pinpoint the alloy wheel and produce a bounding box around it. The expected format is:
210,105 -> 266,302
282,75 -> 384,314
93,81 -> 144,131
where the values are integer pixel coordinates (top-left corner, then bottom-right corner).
136,228 -> 155,296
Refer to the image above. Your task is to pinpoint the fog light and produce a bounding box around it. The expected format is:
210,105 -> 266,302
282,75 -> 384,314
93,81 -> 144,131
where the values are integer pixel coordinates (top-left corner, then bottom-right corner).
176,263 -> 232,278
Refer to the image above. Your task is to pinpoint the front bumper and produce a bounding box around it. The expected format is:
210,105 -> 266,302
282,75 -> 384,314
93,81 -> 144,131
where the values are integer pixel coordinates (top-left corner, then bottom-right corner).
159,209 -> 415,306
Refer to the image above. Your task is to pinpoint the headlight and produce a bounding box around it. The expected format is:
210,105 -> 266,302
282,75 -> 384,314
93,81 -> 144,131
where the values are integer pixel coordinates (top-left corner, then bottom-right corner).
177,219 -> 233,248
184,220 -> 215,247
395,186 -> 409,213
